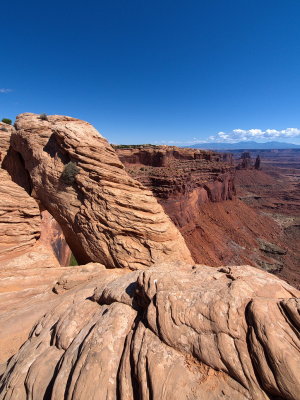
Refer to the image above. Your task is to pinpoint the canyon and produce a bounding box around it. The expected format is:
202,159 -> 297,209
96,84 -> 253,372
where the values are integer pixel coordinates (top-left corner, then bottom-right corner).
115,145 -> 300,288
0,115 -> 299,399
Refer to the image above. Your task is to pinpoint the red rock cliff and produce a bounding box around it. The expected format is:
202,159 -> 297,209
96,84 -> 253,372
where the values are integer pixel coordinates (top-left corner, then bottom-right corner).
116,145 -> 291,272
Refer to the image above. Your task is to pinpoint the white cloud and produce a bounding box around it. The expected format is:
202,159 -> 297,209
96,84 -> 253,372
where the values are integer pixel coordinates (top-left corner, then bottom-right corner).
209,128 -> 300,143
155,127 -> 300,146
0,88 -> 12,93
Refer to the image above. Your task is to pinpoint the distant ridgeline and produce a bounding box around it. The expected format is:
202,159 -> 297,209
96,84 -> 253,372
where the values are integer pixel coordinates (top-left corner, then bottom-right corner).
112,144 -> 155,149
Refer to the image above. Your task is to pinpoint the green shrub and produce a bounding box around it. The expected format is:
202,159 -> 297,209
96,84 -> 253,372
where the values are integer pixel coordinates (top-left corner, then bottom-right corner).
0,126 -> 8,132
39,113 -> 48,121
1,118 -> 12,125
61,161 -> 80,185
69,253 -> 78,266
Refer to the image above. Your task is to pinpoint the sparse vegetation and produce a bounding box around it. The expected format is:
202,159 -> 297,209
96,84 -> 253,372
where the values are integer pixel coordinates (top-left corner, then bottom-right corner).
61,161 -> 80,185
69,253 -> 78,266
39,113 -> 48,121
1,118 -> 12,125
0,126 -> 8,132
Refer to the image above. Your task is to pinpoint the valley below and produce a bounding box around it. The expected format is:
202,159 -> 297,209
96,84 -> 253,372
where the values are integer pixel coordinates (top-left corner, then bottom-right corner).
116,145 -> 300,289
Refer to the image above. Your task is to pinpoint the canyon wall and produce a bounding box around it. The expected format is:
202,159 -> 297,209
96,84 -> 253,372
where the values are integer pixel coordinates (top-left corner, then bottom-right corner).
116,145 -> 235,200
116,145 -> 296,280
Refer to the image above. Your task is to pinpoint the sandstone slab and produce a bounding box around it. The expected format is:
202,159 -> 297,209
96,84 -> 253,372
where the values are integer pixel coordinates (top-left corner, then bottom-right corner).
1,263 -> 299,400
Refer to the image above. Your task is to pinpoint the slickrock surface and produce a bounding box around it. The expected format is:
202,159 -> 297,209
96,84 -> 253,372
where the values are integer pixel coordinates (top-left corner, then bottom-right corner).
0,262 -> 107,364
9,113 -> 192,268
0,169 -> 41,258
0,263 -> 299,400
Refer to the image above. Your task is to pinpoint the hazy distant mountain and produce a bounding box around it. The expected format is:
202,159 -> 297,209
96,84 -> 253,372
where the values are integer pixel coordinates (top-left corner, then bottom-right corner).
186,141 -> 300,150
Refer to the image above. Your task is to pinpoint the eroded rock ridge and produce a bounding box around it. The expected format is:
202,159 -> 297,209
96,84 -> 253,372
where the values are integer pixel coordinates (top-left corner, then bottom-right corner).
6,113 -> 192,268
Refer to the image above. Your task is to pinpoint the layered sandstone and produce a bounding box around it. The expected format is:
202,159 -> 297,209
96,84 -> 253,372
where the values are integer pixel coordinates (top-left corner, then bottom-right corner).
0,122 -> 14,167
233,150 -> 300,288
116,146 -> 299,285
0,262 -> 107,364
115,145 -> 233,167
7,113 -> 192,269
39,210 -> 72,267
1,263 -> 299,400
0,163 -> 70,268
0,169 -> 41,259
116,145 -> 235,200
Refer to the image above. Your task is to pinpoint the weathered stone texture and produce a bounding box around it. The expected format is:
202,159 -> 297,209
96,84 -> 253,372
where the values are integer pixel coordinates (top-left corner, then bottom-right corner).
0,169 -> 40,258
1,263 -> 299,400
10,113 -> 193,269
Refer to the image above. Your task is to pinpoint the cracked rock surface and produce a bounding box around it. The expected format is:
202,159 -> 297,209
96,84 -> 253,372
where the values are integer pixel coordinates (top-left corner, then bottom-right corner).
1,263 -> 299,400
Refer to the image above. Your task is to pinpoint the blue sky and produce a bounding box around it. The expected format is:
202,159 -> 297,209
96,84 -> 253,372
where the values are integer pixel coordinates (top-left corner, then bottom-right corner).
1,0 -> 300,144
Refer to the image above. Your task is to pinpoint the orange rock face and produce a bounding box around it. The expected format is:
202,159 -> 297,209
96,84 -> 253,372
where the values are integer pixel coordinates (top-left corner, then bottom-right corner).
39,210 -> 72,267
0,169 -> 41,259
0,263 -> 299,400
0,122 -> 14,167
8,113 -> 193,269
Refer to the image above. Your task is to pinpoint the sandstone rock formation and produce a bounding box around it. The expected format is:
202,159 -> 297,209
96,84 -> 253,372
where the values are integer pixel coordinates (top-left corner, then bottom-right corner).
0,263 -> 299,400
237,152 -> 252,170
0,262 -> 106,364
254,154 -> 261,170
0,168 -> 70,270
7,113 -> 192,269
39,210 -> 72,267
115,145 -> 294,278
234,155 -> 300,289
116,145 -> 235,200
0,169 -> 41,259
115,145 -> 232,167
0,122 -> 14,167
